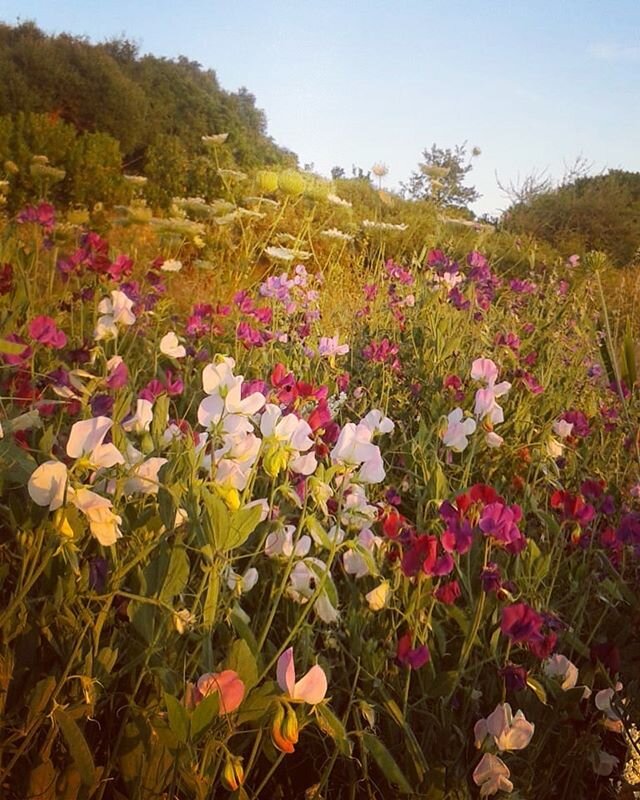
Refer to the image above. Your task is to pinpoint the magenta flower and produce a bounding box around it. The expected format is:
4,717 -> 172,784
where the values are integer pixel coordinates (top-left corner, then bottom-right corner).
28,316 -> 67,349
396,632 -> 430,669
479,502 -> 526,553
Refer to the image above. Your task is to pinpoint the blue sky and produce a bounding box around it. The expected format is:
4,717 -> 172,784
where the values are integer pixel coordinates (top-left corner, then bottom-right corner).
2,0 -> 639,215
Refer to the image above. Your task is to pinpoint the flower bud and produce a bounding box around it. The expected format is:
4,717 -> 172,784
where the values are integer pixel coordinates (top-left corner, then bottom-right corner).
271,703 -> 298,753
222,755 -> 245,791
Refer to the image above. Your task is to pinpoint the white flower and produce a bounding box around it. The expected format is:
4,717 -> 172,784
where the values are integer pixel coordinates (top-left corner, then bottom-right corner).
202,133 -> 229,145
552,419 -> 574,439
485,431 -> 504,448
473,753 -> 513,797
226,566 -> 259,594
95,290 -> 136,341
330,423 -> 385,483
28,460 -> 68,510
265,525 -> 311,559
343,529 -> 381,578
124,457 -> 167,495
547,437 -> 565,458
160,258 -> 183,272
160,331 -> 186,358
543,654 -> 579,691
71,488 -> 122,546
123,399 -> 154,434
66,417 -> 124,469
202,356 -> 240,396
320,227 -> 354,241
362,219 -> 408,231
592,750 -> 619,777
260,404 -> 317,477
360,410 -> 394,436
442,408 -> 476,452
327,193 -> 352,208
264,245 -> 311,262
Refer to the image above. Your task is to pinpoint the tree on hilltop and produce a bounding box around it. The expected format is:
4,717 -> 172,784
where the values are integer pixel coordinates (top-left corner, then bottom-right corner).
403,141 -> 481,210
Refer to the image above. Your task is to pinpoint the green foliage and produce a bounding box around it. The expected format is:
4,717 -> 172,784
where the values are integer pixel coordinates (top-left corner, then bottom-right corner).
403,141 -> 481,209
0,21 -> 297,209
503,169 -> 640,266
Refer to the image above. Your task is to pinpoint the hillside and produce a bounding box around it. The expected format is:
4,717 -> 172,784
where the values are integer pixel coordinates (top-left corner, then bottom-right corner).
0,21 -> 296,205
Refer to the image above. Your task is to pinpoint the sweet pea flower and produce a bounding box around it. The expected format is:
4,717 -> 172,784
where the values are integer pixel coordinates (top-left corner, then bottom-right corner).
105,356 -> 129,390
161,258 -> 183,272
471,358 -> 499,384
276,647 -> 327,705
552,419 -> 574,439
159,331 -> 186,359
360,409 -> 394,436
343,528 -> 382,578
330,422 -> 385,483
473,753 -> 513,797
123,399 -> 154,434
595,682 -> 625,731
195,670 -> 245,714
226,566 -> 259,594
543,654 -> 579,691
28,316 -> 67,349
592,750 -> 618,776
474,703 -> 535,752
287,559 -> 339,623
265,525 -> 311,559
442,407 -> 476,452
260,404 -> 317,477
66,416 -> 124,469
28,460 -> 68,510
95,290 -> 136,339
317,335 -> 349,358
123,457 -> 168,495
71,488 -> 123,546
365,580 -> 390,611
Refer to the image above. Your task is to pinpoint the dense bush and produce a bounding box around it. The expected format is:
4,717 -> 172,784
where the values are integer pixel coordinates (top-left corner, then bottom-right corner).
502,170 -> 640,268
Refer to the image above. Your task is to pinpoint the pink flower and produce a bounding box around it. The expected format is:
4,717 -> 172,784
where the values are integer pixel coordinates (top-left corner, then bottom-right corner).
276,647 -> 327,705
475,703 -> 534,752
195,670 -> 245,714
28,316 -> 67,349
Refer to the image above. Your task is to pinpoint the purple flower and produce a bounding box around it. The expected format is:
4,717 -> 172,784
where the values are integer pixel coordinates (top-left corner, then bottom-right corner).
397,632 -> 430,669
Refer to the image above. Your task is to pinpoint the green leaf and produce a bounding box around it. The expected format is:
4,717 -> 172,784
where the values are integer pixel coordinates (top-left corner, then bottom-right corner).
227,639 -> 258,692
315,704 -> 351,756
0,337 -> 29,355
27,759 -> 57,800
203,567 -> 219,628
151,393 -> 170,444
164,692 -> 189,743
526,677 -> 548,705
230,604 -> 259,656
362,732 -> 413,793
54,707 -> 95,786
160,546 -> 190,602
201,488 -> 230,550
226,502 -> 263,550
27,676 -> 56,727
130,601 -> 157,645
191,692 -> 219,741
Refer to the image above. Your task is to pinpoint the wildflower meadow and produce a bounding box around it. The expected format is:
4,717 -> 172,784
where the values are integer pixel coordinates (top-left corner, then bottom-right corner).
0,140 -> 639,800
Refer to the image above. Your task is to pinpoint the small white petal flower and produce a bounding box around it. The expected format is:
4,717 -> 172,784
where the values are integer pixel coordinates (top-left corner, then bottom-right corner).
159,331 -> 186,359
28,461 -> 68,510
